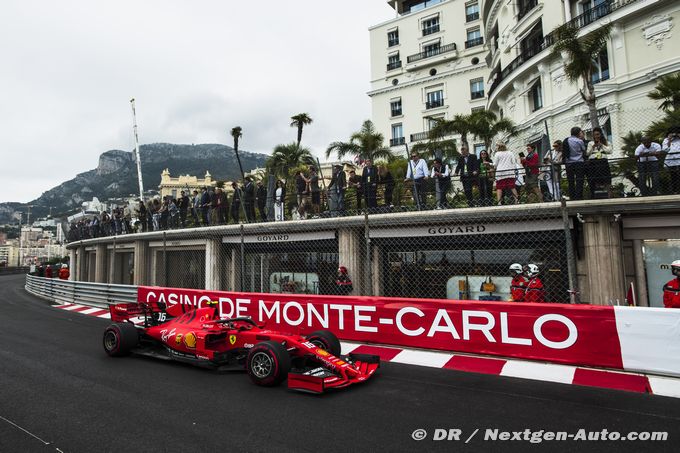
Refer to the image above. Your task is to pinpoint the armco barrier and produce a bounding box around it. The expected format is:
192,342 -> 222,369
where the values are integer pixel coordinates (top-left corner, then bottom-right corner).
25,275 -> 137,308
139,286 -> 680,378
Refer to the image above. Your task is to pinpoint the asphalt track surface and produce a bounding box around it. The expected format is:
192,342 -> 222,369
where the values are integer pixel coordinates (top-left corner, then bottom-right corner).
1,274 -> 680,453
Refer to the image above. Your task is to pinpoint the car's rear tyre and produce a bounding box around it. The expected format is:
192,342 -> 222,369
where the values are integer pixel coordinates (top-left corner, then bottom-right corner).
246,341 -> 291,386
103,323 -> 138,357
306,330 -> 341,357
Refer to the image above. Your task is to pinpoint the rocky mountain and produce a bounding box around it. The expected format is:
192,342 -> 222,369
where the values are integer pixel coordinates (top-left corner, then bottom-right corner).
0,143 -> 268,222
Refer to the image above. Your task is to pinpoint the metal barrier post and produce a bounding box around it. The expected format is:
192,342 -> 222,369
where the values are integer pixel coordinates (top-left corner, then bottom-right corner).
561,198 -> 579,304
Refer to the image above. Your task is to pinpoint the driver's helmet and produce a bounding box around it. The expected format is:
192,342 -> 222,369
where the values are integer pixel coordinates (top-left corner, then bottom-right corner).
509,263 -> 523,276
672,260 -> 680,277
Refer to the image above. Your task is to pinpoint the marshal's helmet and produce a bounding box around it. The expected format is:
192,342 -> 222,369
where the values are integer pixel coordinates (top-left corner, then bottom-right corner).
509,263 -> 523,275
525,264 -> 540,278
672,260 -> 680,277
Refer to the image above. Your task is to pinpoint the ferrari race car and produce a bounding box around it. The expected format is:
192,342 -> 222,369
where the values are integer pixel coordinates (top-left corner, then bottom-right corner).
102,301 -> 379,393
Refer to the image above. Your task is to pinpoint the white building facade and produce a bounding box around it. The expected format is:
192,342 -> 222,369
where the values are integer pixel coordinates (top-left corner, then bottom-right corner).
369,0 -> 680,157
369,0 -> 491,154
483,0 -> 680,154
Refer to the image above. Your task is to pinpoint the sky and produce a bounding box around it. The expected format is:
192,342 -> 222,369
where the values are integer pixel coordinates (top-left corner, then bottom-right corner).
0,0 -> 396,203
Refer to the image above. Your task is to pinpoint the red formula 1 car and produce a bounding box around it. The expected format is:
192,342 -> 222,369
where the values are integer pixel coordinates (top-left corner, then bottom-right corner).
102,301 -> 379,393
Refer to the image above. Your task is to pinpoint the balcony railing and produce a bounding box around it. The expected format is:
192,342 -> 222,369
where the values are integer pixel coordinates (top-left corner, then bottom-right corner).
466,12 -> 480,22
488,0 -> 641,98
517,0 -> 539,21
422,24 -> 440,36
410,132 -> 430,142
407,42 -> 457,63
387,60 -> 402,71
390,137 -> 406,146
426,99 -> 444,109
465,37 -> 484,48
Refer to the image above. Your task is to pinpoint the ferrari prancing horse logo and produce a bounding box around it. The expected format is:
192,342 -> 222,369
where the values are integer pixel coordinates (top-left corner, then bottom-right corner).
229,335 -> 237,345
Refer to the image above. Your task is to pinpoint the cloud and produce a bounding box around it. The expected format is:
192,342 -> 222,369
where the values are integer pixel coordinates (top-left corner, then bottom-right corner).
0,0 -> 393,203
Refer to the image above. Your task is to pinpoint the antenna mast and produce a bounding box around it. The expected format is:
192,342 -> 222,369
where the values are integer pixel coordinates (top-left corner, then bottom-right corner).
130,98 -> 145,200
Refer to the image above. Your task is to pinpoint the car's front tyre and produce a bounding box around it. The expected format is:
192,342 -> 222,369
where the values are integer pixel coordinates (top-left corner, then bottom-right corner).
246,341 -> 291,386
306,330 -> 341,356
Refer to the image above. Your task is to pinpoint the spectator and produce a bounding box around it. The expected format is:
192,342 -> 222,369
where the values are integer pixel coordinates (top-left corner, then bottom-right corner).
348,170 -> 363,212
243,177 -> 256,223
335,266 -> 353,295
45,265 -> 53,278
405,152 -> 428,209
662,127 -> 680,194
123,204 -> 132,233
361,159 -> 378,211
379,164 -> 394,207
478,150 -> 494,206
209,187 -> 219,225
256,180 -> 268,221
273,179 -> 286,221
586,127 -> 613,198
309,167 -> 321,217
328,165 -> 346,216
58,264 -> 69,280
136,200 -> 147,232
493,143 -> 519,204
521,144 -> 543,203
563,126 -> 587,200
167,198 -> 179,229
191,190 -> 201,226
231,182 -> 242,223
178,191 -> 189,228
546,140 -> 563,200
663,260 -> 680,308
295,170 -> 309,207
431,158 -> 450,209
200,187 -> 210,226
159,199 -> 169,230
292,199 -> 308,220
635,136 -> 662,196
454,145 -> 479,207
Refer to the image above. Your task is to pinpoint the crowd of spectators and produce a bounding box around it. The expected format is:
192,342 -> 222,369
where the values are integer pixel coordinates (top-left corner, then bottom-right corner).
66,126 -> 680,241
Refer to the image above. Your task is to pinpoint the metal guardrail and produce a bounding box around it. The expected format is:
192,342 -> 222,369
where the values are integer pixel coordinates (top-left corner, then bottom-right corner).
25,274 -> 138,308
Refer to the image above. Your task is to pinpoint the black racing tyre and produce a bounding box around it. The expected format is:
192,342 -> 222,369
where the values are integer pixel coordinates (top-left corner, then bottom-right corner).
246,341 -> 291,387
103,323 -> 139,357
306,330 -> 341,357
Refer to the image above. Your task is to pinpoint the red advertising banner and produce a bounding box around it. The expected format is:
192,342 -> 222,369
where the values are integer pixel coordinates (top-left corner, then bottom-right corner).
137,287 -> 624,369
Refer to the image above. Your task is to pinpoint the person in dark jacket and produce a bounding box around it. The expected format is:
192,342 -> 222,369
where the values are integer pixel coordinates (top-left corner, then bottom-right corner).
243,177 -> 256,223
361,159 -> 378,211
256,180 -> 267,222
328,165 -> 346,216
231,182 -> 242,223
200,187 -> 210,226
454,146 -> 479,206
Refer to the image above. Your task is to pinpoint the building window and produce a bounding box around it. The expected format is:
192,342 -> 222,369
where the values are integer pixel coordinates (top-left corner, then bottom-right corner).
387,53 -> 402,71
390,99 -> 403,117
592,49 -> 610,84
466,2 -> 480,22
388,29 -> 399,47
470,78 -> 485,99
422,41 -> 441,58
426,89 -> 444,109
517,0 -> 539,21
426,115 -> 444,131
529,80 -> 543,112
465,28 -> 483,48
422,16 -> 440,36
390,123 -> 405,146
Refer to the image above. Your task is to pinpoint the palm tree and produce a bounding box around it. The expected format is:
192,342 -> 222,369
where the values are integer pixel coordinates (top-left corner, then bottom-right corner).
551,22 -> 612,130
469,110 -> 517,150
412,139 -> 458,162
290,113 -> 313,147
428,114 -> 475,147
648,72 -> 680,112
267,143 -> 315,181
326,120 -> 393,162
230,126 -> 245,180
